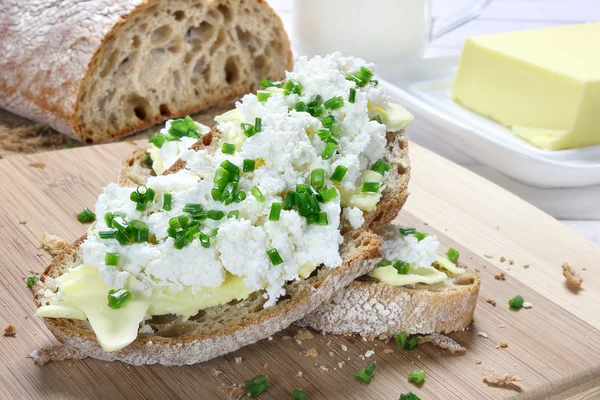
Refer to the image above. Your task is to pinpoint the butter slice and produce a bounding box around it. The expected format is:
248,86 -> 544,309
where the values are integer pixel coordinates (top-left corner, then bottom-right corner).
452,22 -> 600,150
369,265 -> 447,286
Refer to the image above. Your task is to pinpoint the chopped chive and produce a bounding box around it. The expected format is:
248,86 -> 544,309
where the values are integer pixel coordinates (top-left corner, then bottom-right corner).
393,261 -> 410,274
372,79 -> 379,86
317,128 -> 331,140
257,90 -> 271,102
283,78 -> 302,95
316,211 -> 328,226
267,248 -> 283,265
269,202 -> 283,221
396,331 -> 419,350
143,153 -> 153,167
148,132 -> 167,148
243,159 -> 256,172
168,116 -> 201,139
77,208 -> 96,223
291,388 -> 307,400
241,122 -> 256,137
211,188 -> 222,201
105,253 -> 119,266
221,143 -> 236,155
371,158 -> 392,175
296,184 -> 310,194
354,361 -> 376,384
408,369 -> 425,385
98,231 -> 116,240
198,232 -> 211,248
376,259 -> 392,267
306,213 -> 318,225
163,193 -> 172,211
307,94 -> 323,107
311,168 -> 325,189
227,210 -> 240,219
220,160 -> 240,176
307,106 -> 324,117
255,117 -> 262,133
322,115 -> 342,137
446,247 -> 460,263
295,101 -> 306,112
361,181 -> 380,193
207,210 -> 224,220
371,115 -> 383,124
348,87 -> 356,103
322,141 -> 337,159
283,191 -> 296,210
26,274 -> 38,289
398,226 -> 416,235
245,374 -> 269,398
260,78 -> 282,88
400,393 -> 420,400
509,295 -> 525,310
251,187 -> 265,202
235,191 -> 247,201
324,96 -> 344,110
413,232 -> 427,241
107,289 -> 131,309
318,187 -> 338,203
330,165 -> 348,182
183,203 -> 204,214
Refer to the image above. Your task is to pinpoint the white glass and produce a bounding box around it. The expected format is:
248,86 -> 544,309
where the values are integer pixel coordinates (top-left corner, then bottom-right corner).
293,0 -> 491,77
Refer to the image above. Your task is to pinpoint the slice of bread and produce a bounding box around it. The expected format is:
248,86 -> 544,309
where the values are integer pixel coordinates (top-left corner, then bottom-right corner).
0,0 -> 291,144
296,270 -> 480,340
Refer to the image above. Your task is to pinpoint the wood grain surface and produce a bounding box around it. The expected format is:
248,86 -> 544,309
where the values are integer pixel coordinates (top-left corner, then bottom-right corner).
0,142 -> 598,400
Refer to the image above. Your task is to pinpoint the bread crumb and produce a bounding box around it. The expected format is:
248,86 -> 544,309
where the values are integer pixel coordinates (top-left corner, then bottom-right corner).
418,333 -> 466,353
508,260 -> 514,265
484,254 -> 493,259
28,162 -> 46,169
297,371 -> 303,378
341,344 -> 348,351
305,348 -> 318,359
338,361 -> 345,368
486,299 -> 496,307
235,357 -> 243,364
499,325 -> 506,328
522,302 -> 532,309
212,369 -> 223,376
475,268 -> 480,272
478,332 -> 489,338
282,336 -> 292,340
494,272 -> 506,281
295,329 -> 314,340
500,256 -> 506,262
19,219 -> 27,225
496,342 -> 508,349
523,264 -> 530,269
267,336 -> 273,341
328,351 -> 334,357
264,363 -> 268,369
482,368 -> 522,391
296,339 -> 303,345
3,324 -> 16,336
319,365 -> 329,373
364,350 -> 375,358
383,348 -> 394,354
562,263 -> 583,288
41,234 -> 69,256
475,360 -> 482,365
217,383 -> 244,400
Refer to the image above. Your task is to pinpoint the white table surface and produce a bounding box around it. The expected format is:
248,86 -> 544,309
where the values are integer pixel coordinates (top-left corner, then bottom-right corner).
268,0 -> 600,245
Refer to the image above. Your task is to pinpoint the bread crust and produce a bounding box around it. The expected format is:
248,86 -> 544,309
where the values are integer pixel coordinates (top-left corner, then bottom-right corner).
0,0 -> 292,143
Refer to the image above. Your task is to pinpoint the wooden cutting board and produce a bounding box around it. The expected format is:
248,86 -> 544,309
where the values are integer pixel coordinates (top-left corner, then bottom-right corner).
0,141 -> 598,400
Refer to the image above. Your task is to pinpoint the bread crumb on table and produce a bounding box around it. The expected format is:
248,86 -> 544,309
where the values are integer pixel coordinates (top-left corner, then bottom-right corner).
3,324 -> 16,336
341,344 -> 348,351
297,371 -> 303,378
482,368 -> 522,391
28,162 -> 46,169
304,348 -> 318,359
478,332 -> 489,338
217,383 -> 244,400
508,260 -> 514,265
496,342 -> 508,349
562,263 -> 583,289
338,361 -> 345,368
19,219 -> 27,225
234,357 -> 242,364
383,348 -> 394,354
500,256 -> 506,263
523,264 -> 530,269
522,302 -> 532,309
494,272 -> 506,281
475,360 -> 482,365
295,329 -> 314,340
486,299 -> 497,307
364,350 -> 375,358
418,333 -> 466,353
212,369 -> 223,377
484,254 -> 494,259
319,365 -> 329,373
41,234 -> 69,257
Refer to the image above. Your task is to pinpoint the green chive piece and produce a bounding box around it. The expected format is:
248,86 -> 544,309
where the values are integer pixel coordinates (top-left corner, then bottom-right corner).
243,159 -> 256,172
207,210 -> 224,220
396,331 -> 419,350
376,259 -> 392,267
324,96 -> 344,110
371,158 -> 392,175
295,101 -> 307,112
148,132 -> 167,148
371,115 -> 383,124
98,231 -> 116,240
318,187 -> 338,203
163,193 -> 172,211
269,202 -> 283,221
306,213 -> 318,225
400,392 -> 421,400
509,295 -> 525,309
307,106 -> 324,117
398,226 -> 416,235
307,94 -> 323,107
346,66 -> 374,87
408,369 -> 425,385
311,168 -> 325,189
77,208 -> 96,223
257,90 -> 272,102
245,374 -> 269,398
168,116 -> 201,139
252,187 -> 265,202
211,188 -> 222,201
446,247 -> 460,263
348,87 -> 356,103
267,248 -> 283,265
372,79 -> 379,86
227,210 -> 240,219
283,191 -> 296,210
353,361 -> 377,384
322,141 -> 337,159
330,165 -> 348,182
235,191 -> 247,201
199,232 -> 211,248
362,181 -> 380,193
322,115 -> 342,137
107,289 -> 132,309
220,160 -> 240,176
283,78 -> 302,95
105,253 -> 119,266
222,143 -> 236,155
241,122 -> 256,137
413,232 -> 428,241
26,274 -> 38,289
317,128 -> 331,140
291,388 -> 307,400
255,117 -> 262,133
143,153 -> 153,167
296,184 -> 310,194
316,211 -> 328,226
260,78 -> 282,88
393,261 -> 410,274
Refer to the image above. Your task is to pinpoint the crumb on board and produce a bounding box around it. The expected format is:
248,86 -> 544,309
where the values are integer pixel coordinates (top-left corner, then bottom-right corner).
486,299 -> 497,307
217,383 -> 244,400
305,348 -> 318,359
522,302 -> 532,309
282,335 -> 292,340
319,365 -> 329,372
234,357 -> 242,364
508,260 -> 514,265
500,256 -> 506,263
523,264 -> 530,269
295,329 -> 314,340
478,332 -> 489,338
496,342 -> 508,349
28,162 -> 46,169
19,219 -> 27,225
562,263 -> 583,288
3,325 -> 16,336
494,272 -> 506,281
484,254 -> 493,259
383,348 -> 394,354
338,361 -> 345,368
297,371 -> 303,378
212,369 -> 223,377
364,350 -> 375,358
475,360 -> 482,365
41,234 -> 69,257
482,368 -> 522,391
499,325 -> 506,329
267,336 -> 273,341
418,333 -> 466,353
341,344 -> 348,351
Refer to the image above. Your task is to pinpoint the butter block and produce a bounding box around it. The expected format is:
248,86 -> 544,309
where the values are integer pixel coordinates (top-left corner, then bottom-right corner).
452,22 -> 600,151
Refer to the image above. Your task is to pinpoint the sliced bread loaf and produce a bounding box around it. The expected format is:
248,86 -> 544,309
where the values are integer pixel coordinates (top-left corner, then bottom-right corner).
0,0 -> 291,144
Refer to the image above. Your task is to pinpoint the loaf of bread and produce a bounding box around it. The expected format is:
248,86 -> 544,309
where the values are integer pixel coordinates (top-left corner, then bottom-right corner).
0,0 -> 292,144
